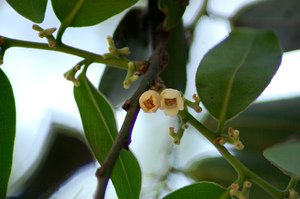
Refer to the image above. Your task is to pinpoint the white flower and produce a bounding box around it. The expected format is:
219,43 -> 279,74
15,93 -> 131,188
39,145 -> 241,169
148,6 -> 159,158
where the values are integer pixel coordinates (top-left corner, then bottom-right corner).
160,89 -> 184,117
139,90 -> 161,113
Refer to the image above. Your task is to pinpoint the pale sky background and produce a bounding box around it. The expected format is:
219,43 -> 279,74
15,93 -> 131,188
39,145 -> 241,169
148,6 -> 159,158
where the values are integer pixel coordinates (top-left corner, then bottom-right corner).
1,0 -> 300,198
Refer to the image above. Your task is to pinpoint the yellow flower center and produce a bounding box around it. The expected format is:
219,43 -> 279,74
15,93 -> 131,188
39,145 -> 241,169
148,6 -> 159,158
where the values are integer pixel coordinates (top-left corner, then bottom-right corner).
143,96 -> 155,109
164,98 -> 177,108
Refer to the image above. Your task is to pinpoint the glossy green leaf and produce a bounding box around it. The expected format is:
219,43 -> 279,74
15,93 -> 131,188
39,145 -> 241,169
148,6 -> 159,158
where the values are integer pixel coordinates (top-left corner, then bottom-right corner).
196,28 -> 282,122
233,0 -> 300,52
160,20 -> 188,92
204,96 -> 300,155
99,8 -> 149,107
264,141 -> 300,177
74,74 -> 141,199
51,0 -> 138,27
228,96 -> 300,154
184,156 -> 293,198
158,0 -> 188,30
0,69 -> 16,198
7,0 -> 47,23
163,182 -> 229,199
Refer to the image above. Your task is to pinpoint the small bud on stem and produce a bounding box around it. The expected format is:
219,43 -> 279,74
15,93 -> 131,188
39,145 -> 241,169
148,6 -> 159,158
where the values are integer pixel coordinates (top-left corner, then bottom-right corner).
214,127 -> 244,150
32,24 -> 57,49
230,180 -> 252,199
184,94 -> 202,113
64,61 -> 85,86
123,62 -> 139,89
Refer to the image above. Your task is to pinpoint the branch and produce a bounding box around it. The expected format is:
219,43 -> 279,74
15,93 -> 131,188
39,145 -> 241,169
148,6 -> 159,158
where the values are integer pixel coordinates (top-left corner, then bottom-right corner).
1,36 -> 144,70
184,111 -> 287,198
94,27 -> 170,199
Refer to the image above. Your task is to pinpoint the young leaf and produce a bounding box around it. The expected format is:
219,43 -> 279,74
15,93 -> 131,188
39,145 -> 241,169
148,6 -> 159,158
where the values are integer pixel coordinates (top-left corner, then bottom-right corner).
74,74 -> 141,198
264,141 -> 300,177
160,20 -> 188,93
7,0 -> 47,23
196,28 -> 282,122
158,0 -> 189,30
0,69 -> 16,198
51,0 -> 138,27
163,182 -> 229,199
99,8 -> 149,107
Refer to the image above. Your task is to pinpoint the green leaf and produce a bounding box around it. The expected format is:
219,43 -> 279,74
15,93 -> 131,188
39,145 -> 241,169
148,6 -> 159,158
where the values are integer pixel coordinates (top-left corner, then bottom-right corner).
184,156 -> 292,198
0,69 -> 16,198
99,8 -> 149,107
196,28 -> 282,122
264,141 -> 300,177
74,74 -> 141,198
7,0 -> 47,23
158,0 -> 188,30
160,20 -> 188,92
204,96 -> 300,155
228,96 -> 300,154
51,0 -> 138,27
163,182 -> 229,199
233,0 -> 300,52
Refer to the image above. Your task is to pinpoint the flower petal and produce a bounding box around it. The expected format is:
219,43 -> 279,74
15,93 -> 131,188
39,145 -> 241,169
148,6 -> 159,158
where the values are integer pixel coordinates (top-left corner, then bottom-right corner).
164,108 -> 178,117
176,96 -> 184,110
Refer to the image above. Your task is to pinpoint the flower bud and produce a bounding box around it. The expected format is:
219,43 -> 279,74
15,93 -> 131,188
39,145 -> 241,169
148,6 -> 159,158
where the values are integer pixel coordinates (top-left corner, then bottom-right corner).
32,24 -> 44,32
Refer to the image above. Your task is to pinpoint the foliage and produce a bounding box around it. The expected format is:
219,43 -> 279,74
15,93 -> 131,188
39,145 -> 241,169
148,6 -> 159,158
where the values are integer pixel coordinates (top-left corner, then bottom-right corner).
0,69 -> 16,199
1,0 -> 299,199
74,70 -> 141,198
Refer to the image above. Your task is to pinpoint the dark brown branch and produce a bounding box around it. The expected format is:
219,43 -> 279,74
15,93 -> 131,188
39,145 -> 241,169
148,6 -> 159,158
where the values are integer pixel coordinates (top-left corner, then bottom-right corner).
94,28 -> 170,199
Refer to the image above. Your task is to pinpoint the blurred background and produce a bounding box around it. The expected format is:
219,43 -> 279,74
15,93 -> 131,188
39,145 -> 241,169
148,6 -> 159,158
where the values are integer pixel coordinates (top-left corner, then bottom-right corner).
1,0 -> 300,198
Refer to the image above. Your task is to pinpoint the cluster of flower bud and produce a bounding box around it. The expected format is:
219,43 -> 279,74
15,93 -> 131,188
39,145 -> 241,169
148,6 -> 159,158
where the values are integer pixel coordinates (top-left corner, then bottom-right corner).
103,36 -> 130,59
32,24 -> 57,49
230,180 -> 252,199
63,64 -> 82,86
169,123 -> 188,145
123,62 -> 139,89
285,189 -> 299,199
214,127 -> 244,150
139,88 -> 184,117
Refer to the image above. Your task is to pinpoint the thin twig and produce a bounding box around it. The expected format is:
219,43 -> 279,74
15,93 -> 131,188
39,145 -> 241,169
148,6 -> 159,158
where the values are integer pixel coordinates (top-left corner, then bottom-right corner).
94,27 -> 170,199
1,36 -> 146,70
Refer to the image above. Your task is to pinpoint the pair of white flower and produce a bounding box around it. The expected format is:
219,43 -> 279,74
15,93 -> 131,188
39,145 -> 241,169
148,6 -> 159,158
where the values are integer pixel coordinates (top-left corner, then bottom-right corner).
139,88 -> 184,117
